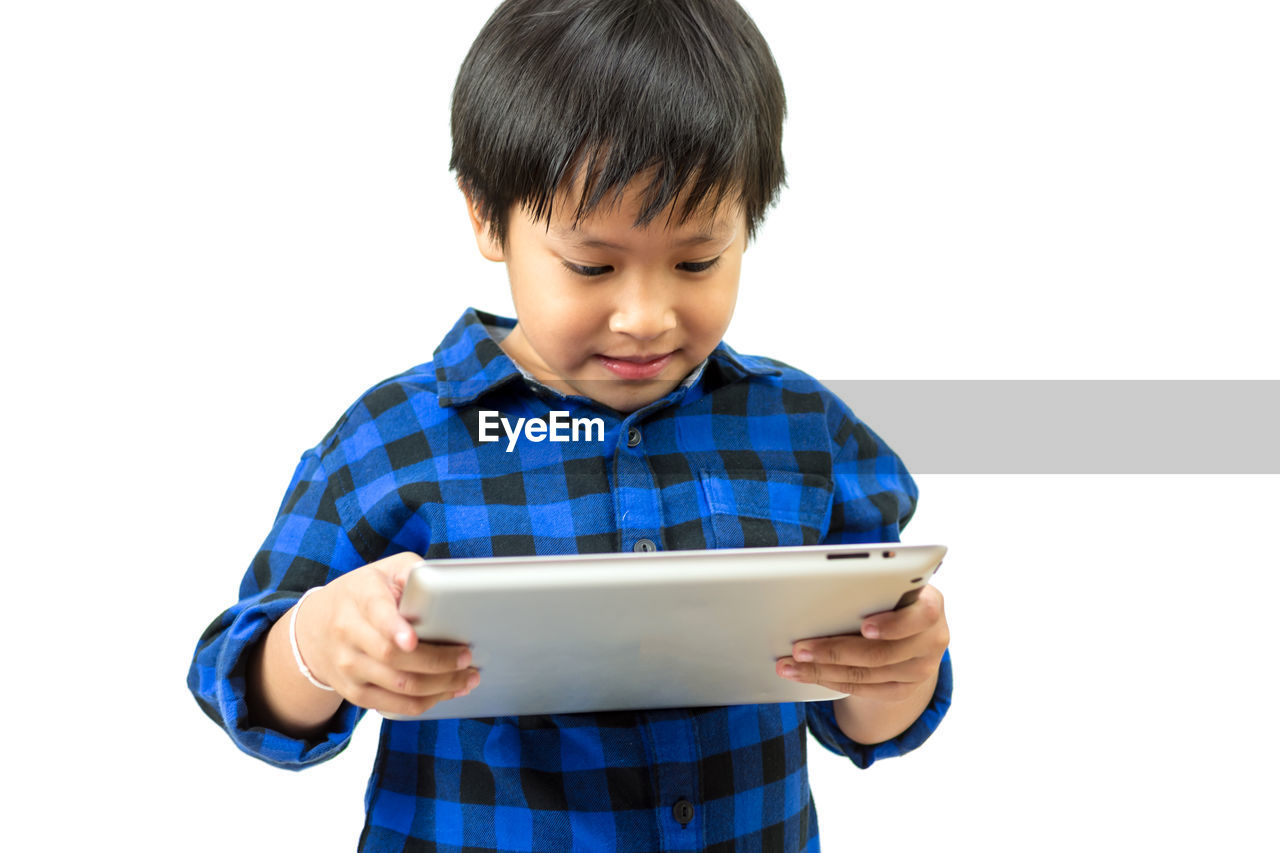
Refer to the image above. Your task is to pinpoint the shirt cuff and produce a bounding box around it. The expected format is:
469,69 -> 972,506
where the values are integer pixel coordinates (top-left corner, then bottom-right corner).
199,594 -> 364,770
804,647 -> 952,769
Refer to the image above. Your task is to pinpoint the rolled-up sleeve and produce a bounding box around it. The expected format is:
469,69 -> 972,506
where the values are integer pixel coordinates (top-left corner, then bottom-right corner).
187,448 -> 368,769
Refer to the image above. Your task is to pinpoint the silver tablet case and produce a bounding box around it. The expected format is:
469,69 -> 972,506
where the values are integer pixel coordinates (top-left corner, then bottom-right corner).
387,543 -> 945,721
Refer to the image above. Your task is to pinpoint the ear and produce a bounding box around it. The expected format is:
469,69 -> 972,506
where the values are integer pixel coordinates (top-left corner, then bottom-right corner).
458,178 -> 505,262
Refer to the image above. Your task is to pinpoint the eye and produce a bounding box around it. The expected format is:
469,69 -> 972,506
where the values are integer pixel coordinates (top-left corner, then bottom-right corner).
561,256 -> 722,277
678,257 -> 722,274
562,261 -> 613,277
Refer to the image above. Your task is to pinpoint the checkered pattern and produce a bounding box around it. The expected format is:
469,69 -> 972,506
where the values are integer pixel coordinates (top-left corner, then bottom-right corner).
189,307 -> 952,851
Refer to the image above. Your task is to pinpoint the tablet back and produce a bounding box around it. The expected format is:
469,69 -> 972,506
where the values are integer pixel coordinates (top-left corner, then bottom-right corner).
390,543 -> 945,720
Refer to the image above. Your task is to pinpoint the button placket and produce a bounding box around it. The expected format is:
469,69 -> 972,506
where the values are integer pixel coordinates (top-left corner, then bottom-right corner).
641,709 -> 702,849
614,419 -> 661,555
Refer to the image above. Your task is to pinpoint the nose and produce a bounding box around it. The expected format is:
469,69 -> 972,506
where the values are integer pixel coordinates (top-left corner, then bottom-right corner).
608,275 -> 677,340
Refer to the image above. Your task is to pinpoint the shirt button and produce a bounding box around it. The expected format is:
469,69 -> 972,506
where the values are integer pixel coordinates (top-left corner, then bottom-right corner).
626,427 -> 641,448
633,538 -> 657,552
672,798 -> 695,826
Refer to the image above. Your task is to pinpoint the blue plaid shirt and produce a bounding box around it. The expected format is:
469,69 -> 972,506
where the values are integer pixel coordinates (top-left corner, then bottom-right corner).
189,307 -> 952,852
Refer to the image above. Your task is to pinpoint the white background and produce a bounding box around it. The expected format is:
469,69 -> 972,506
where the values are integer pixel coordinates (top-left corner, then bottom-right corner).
2,1 -> 1277,849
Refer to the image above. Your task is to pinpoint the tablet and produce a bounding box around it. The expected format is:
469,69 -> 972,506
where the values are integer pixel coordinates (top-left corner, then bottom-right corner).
387,542 -> 946,721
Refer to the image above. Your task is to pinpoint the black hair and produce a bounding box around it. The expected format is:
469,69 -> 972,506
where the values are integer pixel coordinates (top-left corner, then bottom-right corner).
450,0 -> 787,249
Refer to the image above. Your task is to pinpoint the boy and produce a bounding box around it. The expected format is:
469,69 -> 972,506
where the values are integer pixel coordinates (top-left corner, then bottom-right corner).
189,0 -> 952,849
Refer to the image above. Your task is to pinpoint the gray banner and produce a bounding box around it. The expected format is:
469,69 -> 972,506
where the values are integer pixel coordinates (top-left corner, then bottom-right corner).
824,380 -> 1280,474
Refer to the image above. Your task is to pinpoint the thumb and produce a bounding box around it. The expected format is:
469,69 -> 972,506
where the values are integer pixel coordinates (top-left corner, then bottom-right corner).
369,553 -> 424,651
373,552 -> 425,602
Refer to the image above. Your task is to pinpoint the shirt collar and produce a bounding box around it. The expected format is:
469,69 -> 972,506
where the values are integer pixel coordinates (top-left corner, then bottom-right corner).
433,307 -> 781,408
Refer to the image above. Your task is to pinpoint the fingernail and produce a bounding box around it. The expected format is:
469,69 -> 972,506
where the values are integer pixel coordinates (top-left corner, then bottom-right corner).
862,623 -> 880,639
456,650 -> 472,669
396,629 -> 414,648
466,672 -> 480,691
794,648 -> 813,662
780,664 -> 798,678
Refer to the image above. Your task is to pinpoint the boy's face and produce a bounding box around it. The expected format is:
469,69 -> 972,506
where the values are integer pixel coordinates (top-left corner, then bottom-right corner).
465,174 -> 746,415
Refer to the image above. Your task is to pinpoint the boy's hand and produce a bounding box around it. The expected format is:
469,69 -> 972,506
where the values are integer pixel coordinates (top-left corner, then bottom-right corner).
294,552 -> 481,717
776,584 -> 948,702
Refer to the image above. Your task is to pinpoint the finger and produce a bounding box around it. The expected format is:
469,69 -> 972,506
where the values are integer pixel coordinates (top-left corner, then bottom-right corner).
349,655 -> 481,700
324,626 -> 473,695
394,642 -> 475,676
791,634 -> 914,669
860,584 -> 944,641
816,681 -> 922,703
777,655 -> 935,689
344,615 -> 471,674
346,678 -> 478,718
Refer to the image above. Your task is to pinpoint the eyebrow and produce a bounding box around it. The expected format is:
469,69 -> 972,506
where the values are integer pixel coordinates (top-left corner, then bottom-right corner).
550,228 -> 731,251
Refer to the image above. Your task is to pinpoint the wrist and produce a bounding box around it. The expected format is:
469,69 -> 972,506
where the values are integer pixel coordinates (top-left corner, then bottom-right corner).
245,599 -> 344,737
290,587 -> 335,692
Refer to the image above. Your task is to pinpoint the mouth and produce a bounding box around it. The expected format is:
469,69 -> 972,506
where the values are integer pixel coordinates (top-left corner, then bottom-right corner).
595,351 -> 676,380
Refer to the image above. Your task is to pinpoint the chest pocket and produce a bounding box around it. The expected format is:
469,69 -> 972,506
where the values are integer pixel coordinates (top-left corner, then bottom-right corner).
697,469 -> 833,549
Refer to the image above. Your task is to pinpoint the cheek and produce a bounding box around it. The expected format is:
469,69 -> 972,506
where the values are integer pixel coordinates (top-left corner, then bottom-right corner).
513,268 -> 585,325
547,294 -> 604,333
529,297 -> 602,355
686,280 -> 739,338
